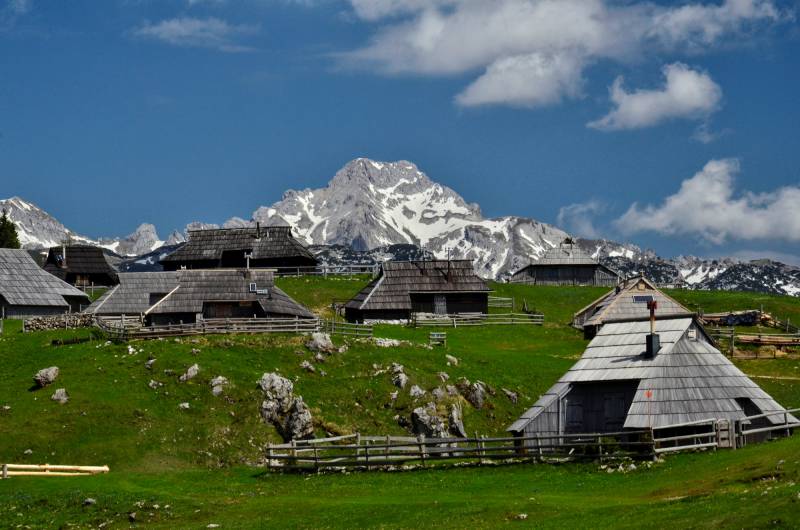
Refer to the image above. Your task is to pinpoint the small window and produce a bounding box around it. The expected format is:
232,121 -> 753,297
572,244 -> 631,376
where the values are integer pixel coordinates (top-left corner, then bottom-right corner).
249,283 -> 257,293
633,295 -> 653,303
687,328 -> 697,341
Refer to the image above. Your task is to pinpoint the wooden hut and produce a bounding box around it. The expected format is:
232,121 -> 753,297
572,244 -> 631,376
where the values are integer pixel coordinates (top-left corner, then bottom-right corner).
508,316 -> 797,444
573,275 -> 691,338
160,225 -> 318,271
0,248 -> 90,318
86,269 -> 314,325
43,245 -> 119,287
509,239 -> 618,287
344,260 -> 490,322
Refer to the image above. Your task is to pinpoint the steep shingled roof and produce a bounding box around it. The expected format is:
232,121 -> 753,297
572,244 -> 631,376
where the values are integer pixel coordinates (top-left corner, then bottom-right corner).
160,226 -> 316,264
573,276 -> 691,329
0,248 -> 89,308
148,269 -> 315,318
85,272 -> 179,315
86,270 -> 314,319
345,260 -> 489,311
43,245 -> 118,282
509,317 -> 797,432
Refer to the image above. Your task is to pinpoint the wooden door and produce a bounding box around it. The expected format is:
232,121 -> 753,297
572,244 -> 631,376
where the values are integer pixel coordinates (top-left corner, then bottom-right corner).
434,295 -> 447,315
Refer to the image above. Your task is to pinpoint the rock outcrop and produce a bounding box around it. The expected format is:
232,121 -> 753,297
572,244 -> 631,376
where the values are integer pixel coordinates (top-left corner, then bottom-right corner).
258,373 -> 314,442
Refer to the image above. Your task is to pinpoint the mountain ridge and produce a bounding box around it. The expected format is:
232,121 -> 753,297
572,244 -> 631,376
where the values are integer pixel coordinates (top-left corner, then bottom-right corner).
3,158 -> 800,297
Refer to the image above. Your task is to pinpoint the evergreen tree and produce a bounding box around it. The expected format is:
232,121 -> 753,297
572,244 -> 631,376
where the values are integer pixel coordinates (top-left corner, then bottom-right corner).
0,209 -> 21,249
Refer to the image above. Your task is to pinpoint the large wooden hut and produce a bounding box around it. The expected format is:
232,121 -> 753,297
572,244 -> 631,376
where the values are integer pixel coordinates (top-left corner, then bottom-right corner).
344,260 -> 490,323
509,239 -> 618,287
86,269 -> 314,325
0,248 -> 90,318
508,316 -> 797,444
43,245 -> 119,287
160,225 -> 318,271
573,275 -> 691,338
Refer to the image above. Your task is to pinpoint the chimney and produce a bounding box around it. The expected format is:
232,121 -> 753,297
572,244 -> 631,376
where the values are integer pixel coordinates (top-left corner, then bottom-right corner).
645,300 -> 660,358
62,244 -> 67,268
256,222 -> 261,239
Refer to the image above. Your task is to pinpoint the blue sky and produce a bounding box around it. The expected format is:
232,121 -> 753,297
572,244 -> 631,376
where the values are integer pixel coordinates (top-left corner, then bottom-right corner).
1,0 -> 799,263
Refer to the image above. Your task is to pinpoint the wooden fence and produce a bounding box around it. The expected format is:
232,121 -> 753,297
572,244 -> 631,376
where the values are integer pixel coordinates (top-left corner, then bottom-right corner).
709,327 -> 800,356
273,265 -> 379,278
318,319 -> 374,337
266,430 -> 653,471
1,464 -> 109,479
266,409 -> 800,473
487,296 -> 513,309
94,316 -> 372,340
411,312 -> 544,328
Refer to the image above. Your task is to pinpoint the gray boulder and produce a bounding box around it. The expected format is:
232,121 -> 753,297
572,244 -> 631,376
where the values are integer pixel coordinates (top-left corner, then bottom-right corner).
34,367 -> 59,388
284,397 -> 315,440
448,403 -> 467,437
179,364 -> 199,383
210,376 -> 229,396
457,378 -> 486,409
409,385 -> 426,399
305,333 -> 335,354
50,388 -> 69,404
410,403 -> 448,438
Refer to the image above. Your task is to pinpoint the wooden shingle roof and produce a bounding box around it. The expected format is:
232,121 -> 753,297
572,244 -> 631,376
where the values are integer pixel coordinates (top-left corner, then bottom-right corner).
148,269 -> 315,318
86,272 -> 179,315
510,317 -> 797,432
574,276 -> 691,328
533,242 -> 598,266
346,260 -> 489,311
0,248 -> 89,308
43,245 -> 118,280
87,270 -> 314,319
160,226 -> 316,264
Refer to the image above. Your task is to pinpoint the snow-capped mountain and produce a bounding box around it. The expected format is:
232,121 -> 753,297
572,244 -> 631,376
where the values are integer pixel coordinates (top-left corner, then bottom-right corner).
3,159 -> 800,297
0,197 -> 163,256
249,158 -> 568,278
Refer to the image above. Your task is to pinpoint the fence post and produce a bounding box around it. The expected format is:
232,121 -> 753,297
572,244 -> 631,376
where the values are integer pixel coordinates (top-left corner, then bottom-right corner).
314,445 -> 319,473
418,434 -> 426,466
267,443 -> 272,471
385,434 -> 390,463
2,463 -> 7,480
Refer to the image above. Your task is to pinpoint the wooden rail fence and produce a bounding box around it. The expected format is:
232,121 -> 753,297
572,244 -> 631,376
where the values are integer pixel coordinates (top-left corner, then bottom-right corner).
411,312 -> 544,328
266,409 -> 799,473
94,316 -> 372,340
487,296 -> 514,309
266,431 -> 653,471
273,265 -> 379,278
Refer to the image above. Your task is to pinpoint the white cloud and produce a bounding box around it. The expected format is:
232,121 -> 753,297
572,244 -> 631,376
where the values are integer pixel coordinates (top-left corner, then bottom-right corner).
614,159 -> 800,244
456,52 -> 584,108
132,17 -> 258,52
557,200 -> 606,239
343,0 -> 786,110
588,63 -> 722,130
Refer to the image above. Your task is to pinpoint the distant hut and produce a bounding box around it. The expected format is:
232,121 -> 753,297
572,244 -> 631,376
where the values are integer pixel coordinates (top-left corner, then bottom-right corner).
160,225 -> 318,271
43,244 -> 119,287
573,275 -> 691,338
509,238 -> 619,287
344,260 -> 490,323
508,316 -> 797,444
0,248 -> 90,318
86,269 -> 314,326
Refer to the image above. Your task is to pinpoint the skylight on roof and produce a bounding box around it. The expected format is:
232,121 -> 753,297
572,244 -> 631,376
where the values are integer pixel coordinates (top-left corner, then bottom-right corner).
633,295 -> 654,303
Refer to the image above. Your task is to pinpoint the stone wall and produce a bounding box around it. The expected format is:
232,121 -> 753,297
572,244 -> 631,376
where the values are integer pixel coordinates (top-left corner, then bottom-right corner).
23,314 -> 95,332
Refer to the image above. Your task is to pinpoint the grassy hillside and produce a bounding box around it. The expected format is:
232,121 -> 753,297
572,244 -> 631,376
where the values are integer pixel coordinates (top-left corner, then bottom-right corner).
1,280 -> 799,528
